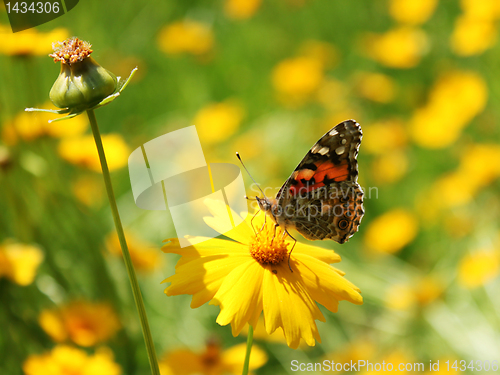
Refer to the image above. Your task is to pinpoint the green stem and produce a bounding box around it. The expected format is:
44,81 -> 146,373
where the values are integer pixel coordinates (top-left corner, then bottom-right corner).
87,109 -> 160,375
242,325 -> 254,375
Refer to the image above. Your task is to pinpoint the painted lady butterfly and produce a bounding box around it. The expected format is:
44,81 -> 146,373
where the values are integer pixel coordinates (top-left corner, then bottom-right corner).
256,119 -> 364,243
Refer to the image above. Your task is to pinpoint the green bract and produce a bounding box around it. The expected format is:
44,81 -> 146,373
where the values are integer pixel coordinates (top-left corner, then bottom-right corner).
49,56 -> 117,111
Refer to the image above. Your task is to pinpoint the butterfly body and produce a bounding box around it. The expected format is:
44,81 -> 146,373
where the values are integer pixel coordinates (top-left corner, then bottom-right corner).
257,119 -> 364,243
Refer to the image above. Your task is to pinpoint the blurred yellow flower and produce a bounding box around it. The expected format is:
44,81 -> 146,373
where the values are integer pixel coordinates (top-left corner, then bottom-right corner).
366,350 -> 415,375
386,275 -> 443,310
2,105 -> 88,145
451,16 -> 498,56
327,338 -> 376,365
414,275 -> 443,305
364,209 -> 418,254
316,78 -> 349,111
224,0 -> 262,20
410,71 -> 487,148
389,0 -> 438,25
39,301 -> 121,347
0,241 -> 43,286
298,40 -> 339,69
371,150 -> 409,184
162,200 -> 362,349
426,144 -> 500,211
363,27 -> 428,68
194,101 -> 244,145
0,26 -> 69,56
355,72 -> 397,103
72,175 -> 105,207
272,56 -> 324,106
23,345 -> 121,375
458,144 -> 500,187
106,231 -> 161,272
460,0 -> 500,20
362,119 -> 407,155
458,250 -> 500,289
58,134 -> 129,172
385,283 -> 416,310
158,21 -> 214,56
159,341 -> 267,375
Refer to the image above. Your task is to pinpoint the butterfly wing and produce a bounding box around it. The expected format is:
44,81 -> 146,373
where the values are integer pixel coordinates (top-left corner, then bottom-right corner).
276,119 -> 364,243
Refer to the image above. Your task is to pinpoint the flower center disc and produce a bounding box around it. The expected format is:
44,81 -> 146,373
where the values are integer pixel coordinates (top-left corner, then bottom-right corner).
249,224 -> 289,265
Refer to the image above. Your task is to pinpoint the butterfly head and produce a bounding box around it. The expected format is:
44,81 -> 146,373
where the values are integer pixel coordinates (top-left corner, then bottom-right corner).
256,196 -> 272,213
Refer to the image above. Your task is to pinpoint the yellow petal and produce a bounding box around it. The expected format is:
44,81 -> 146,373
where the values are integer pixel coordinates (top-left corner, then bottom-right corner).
164,253 -> 252,308
293,253 -> 363,311
262,264 -> 323,348
212,261 -> 264,335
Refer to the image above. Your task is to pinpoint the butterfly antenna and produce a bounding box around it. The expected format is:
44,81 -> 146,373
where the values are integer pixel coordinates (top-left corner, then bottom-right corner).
236,152 -> 267,199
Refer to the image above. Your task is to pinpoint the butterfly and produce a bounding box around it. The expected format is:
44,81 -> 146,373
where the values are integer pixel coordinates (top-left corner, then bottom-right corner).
255,119 -> 364,243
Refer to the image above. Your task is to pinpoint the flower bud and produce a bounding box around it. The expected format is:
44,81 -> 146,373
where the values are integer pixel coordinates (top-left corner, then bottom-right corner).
48,38 -> 117,111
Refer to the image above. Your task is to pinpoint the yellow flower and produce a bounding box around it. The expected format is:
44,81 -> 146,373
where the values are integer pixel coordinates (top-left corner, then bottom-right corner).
2,104 -> 88,145
272,57 -> 324,106
460,0 -> 500,21
106,231 -> 162,272
425,144 -> 500,210
39,301 -> 121,346
410,71 -> 487,148
355,72 -> 397,103
162,199 -> 363,349
414,275 -> 443,305
362,119 -> 407,155
72,175 -> 105,207
385,283 -> 416,310
194,101 -> 244,145
0,26 -> 69,56
371,150 -> 409,184
0,241 -> 44,286
458,144 -> 500,187
363,27 -> 428,68
224,0 -> 262,20
365,350 -> 415,375
159,341 -> 267,375
386,276 -> 443,310
327,338 -> 376,365
364,209 -> 418,254
158,21 -> 214,56
22,345 -> 121,375
58,134 -> 129,172
298,40 -> 339,69
315,78 -> 349,111
451,16 -> 498,56
389,0 -> 438,25
458,250 -> 500,289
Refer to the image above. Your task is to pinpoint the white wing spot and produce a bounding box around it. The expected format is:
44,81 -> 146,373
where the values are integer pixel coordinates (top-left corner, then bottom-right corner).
311,144 -> 321,153
342,139 -> 347,145
318,146 -> 329,155
329,129 -> 338,136
335,146 -> 345,155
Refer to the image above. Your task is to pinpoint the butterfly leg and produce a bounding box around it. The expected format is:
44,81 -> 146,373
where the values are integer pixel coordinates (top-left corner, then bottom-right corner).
270,223 -> 279,244
261,213 -> 267,232
285,230 -> 297,272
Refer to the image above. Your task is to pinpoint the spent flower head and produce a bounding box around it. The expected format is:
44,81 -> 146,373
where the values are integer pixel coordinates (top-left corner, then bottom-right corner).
25,37 -> 137,122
